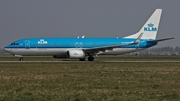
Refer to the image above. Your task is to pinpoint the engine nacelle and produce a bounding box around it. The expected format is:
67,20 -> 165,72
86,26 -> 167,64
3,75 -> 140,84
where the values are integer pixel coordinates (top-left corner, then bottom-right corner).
67,49 -> 85,59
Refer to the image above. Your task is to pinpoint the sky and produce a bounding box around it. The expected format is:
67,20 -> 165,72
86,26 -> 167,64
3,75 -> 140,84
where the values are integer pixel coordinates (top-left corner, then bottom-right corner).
0,0 -> 179,48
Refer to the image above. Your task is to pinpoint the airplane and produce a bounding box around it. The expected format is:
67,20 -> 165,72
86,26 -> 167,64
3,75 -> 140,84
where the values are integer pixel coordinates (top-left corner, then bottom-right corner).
4,9 -> 174,61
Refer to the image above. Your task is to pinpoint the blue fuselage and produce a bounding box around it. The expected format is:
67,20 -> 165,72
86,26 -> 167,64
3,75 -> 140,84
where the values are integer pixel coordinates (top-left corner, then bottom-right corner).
3,38 -> 157,57
5,38 -> 157,49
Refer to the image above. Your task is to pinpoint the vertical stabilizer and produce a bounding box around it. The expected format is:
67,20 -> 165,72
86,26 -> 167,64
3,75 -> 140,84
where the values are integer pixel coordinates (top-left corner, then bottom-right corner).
125,9 -> 162,40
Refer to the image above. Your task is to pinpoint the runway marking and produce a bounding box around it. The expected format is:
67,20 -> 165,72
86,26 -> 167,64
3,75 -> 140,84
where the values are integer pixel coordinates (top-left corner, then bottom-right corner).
0,61 -> 180,63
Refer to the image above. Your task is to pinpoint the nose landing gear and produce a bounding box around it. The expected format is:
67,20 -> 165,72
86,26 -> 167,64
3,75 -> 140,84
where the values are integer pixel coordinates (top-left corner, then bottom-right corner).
19,57 -> 23,61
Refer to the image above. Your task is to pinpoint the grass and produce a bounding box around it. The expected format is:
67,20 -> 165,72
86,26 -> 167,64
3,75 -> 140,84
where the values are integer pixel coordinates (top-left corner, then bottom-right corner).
0,61 -> 180,101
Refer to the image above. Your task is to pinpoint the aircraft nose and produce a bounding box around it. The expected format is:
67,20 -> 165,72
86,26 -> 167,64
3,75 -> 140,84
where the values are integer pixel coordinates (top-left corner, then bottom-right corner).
3,48 -> 8,52
3,46 -> 11,53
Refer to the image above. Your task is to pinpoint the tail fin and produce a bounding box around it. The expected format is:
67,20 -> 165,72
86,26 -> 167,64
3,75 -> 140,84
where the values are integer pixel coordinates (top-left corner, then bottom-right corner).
125,9 -> 162,40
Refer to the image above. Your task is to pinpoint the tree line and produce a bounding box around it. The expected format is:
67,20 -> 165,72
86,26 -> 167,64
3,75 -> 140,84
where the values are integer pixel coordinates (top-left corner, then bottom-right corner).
138,46 -> 180,55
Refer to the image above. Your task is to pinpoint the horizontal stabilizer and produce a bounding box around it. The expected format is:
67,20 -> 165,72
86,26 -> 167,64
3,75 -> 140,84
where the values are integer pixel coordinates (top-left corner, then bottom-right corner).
147,37 -> 175,43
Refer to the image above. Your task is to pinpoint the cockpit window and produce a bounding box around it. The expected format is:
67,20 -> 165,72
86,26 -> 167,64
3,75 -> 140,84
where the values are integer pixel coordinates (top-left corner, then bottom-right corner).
10,42 -> 19,46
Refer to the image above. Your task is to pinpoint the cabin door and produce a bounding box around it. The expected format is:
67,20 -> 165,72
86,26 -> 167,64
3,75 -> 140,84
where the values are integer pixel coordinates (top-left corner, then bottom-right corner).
25,40 -> 30,49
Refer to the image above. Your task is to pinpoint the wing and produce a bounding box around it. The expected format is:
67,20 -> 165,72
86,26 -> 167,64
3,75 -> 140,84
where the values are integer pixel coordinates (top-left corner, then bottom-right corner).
84,33 -> 143,55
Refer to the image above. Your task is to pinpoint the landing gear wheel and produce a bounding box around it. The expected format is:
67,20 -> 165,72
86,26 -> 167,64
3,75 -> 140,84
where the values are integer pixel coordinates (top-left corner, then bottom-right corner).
88,56 -> 94,61
19,57 -> 23,61
79,58 -> 85,61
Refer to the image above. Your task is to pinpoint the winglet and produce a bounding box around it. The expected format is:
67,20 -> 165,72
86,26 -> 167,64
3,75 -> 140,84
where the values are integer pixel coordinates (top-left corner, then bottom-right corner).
134,33 -> 143,44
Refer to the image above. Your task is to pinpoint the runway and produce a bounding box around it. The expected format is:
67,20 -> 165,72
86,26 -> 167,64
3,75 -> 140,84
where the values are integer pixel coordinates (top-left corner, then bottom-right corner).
0,61 -> 180,63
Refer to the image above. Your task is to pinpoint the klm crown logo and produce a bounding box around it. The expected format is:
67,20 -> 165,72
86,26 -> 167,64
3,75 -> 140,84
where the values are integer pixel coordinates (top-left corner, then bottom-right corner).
74,52 -> 78,56
144,23 -> 157,31
38,39 -> 48,44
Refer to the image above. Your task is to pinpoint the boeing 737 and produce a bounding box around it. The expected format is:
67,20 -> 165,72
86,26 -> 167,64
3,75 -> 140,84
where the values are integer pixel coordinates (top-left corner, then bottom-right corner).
4,9 -> 174,61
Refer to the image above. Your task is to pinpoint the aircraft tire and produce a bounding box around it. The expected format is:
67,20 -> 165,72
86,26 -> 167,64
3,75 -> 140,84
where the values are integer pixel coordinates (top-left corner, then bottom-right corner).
19,57 -> 23,61
88,56 -> 94,61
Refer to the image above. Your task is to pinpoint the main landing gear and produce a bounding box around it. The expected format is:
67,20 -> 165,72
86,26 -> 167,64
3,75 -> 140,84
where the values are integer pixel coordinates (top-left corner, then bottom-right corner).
79,58 -> 85,61
88,56 -> 94,61
79,56 -> 94,61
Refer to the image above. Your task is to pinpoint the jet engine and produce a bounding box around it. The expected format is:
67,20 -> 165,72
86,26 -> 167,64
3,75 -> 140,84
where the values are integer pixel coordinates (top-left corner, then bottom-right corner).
67,49 -> 85,59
